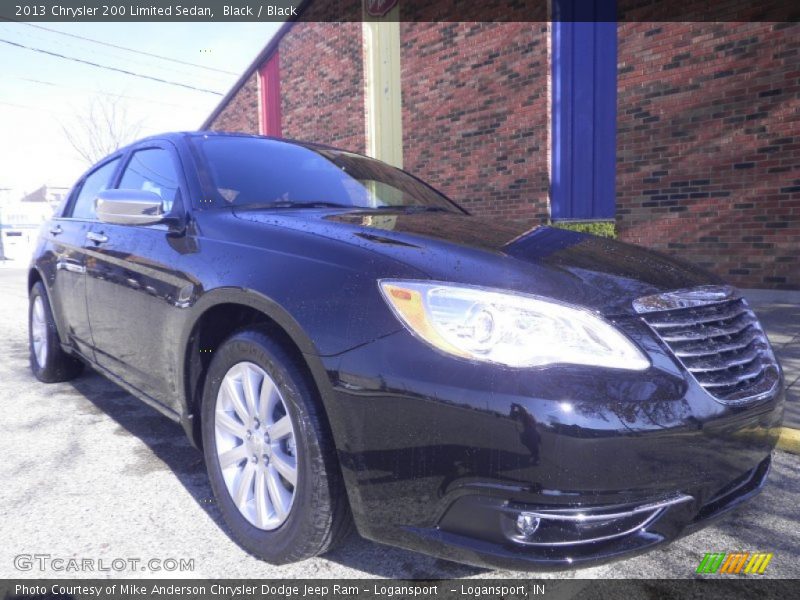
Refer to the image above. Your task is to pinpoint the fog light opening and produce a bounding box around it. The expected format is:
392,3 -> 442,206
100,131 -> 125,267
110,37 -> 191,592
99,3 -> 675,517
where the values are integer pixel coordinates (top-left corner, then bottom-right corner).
516,513 -> 541,538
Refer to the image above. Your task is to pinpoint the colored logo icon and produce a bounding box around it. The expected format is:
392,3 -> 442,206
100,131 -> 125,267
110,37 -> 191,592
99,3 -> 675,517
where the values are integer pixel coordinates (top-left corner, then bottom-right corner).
696,552 -> 774,574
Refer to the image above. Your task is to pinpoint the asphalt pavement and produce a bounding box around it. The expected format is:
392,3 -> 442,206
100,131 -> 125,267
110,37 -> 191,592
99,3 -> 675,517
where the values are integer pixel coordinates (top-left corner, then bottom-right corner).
1,266 -> 798,579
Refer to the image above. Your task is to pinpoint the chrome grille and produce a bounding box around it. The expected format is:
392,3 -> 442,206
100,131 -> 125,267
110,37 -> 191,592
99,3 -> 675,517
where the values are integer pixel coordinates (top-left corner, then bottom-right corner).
636,291 -> 780,404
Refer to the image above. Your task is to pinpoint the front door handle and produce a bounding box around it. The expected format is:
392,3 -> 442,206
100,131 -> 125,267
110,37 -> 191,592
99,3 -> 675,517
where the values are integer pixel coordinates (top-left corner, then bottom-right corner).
49,225 -> 63,236
86,231 -> 109,244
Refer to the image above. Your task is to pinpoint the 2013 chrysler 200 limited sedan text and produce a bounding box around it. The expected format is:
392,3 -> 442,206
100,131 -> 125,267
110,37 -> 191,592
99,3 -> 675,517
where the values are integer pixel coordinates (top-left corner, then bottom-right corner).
29,132 -> 784,570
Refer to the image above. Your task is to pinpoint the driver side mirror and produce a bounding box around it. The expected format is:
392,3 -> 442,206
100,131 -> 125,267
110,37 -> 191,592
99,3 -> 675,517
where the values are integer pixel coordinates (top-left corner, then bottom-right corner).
95,189 -> 166,225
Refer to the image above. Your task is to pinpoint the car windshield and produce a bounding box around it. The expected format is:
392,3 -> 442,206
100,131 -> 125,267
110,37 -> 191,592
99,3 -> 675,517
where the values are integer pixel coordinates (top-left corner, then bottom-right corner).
191,135 -> 462,212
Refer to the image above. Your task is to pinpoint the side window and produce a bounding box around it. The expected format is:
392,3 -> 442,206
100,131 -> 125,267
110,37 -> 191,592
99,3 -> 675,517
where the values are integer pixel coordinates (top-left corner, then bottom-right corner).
118,148 -> 181,213
68,158 -> 121,220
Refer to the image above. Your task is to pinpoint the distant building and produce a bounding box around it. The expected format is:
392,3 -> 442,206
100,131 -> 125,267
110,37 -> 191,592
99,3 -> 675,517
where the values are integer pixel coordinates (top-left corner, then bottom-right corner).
0,185 -> 66,262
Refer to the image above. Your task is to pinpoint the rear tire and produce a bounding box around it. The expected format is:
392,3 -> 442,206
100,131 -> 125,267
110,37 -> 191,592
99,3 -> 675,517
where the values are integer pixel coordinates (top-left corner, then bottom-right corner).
29,281 -> 83,383
201,328 -> 352,564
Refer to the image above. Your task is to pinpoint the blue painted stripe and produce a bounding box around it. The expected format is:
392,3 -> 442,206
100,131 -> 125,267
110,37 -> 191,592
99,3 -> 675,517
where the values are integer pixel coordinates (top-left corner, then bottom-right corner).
551,0 -> 617,220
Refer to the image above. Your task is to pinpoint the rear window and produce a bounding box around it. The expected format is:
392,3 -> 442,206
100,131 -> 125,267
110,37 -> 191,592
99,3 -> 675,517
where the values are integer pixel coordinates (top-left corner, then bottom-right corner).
191,135 -> 458,212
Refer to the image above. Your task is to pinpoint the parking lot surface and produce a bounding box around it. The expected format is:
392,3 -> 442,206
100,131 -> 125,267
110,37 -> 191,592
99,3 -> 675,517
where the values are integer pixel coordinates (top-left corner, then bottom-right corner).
1,267 -> 798,579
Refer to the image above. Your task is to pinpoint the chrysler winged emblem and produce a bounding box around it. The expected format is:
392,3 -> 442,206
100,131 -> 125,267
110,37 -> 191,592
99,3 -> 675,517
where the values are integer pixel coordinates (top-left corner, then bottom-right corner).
633,285 -> 739,313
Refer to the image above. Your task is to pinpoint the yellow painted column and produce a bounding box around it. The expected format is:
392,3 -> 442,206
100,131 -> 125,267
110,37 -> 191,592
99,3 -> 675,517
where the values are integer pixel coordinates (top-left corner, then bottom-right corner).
363,3 -> 403,168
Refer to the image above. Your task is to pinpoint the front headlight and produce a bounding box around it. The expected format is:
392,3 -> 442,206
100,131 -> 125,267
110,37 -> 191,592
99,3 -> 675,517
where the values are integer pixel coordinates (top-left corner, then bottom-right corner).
379,280 -> 649,370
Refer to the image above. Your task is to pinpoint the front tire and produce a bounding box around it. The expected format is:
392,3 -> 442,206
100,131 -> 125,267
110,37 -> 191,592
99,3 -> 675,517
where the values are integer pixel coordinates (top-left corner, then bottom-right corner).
29,281 -> 83,383
201,328 -> 351,564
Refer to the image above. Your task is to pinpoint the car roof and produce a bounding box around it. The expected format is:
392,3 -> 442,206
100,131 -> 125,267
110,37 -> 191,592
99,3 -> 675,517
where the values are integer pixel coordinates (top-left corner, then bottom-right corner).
117,131 -> 346,155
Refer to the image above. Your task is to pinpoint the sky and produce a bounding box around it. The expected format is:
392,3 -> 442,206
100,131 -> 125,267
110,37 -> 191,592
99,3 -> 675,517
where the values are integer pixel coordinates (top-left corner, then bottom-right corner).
0,21 -> 281,196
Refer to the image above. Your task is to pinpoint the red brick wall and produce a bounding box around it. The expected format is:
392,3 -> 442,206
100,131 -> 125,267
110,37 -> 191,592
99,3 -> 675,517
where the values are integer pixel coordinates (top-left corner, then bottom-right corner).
207,9 -> 798,290
208,0 -> 365,152
400,20 -> 550,222
617,22 -> 800,290
208,73 -> 259,134
279,21 -> 365,152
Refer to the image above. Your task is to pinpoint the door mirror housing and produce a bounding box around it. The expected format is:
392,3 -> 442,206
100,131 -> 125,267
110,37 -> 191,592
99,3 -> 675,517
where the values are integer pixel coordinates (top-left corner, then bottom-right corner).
95,189 -> 166,225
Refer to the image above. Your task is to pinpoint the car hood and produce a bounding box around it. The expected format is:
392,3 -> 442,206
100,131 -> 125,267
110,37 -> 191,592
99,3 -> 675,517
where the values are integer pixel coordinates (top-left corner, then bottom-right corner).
234,208 -> 722,316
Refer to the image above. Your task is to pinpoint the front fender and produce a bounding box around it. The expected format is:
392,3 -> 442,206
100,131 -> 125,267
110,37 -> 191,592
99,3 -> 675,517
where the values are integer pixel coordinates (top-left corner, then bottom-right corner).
175,286 -> 397,449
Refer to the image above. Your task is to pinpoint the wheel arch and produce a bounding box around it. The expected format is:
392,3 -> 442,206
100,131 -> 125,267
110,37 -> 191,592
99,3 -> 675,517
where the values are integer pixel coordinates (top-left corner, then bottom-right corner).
28,267 -> 43,291
178,288 -> 335,450
27,266 -> 71,346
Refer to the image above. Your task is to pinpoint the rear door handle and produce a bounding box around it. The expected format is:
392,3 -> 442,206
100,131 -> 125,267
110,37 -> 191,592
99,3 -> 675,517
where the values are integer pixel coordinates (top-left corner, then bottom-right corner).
49,225 -> 63,236
86,231 -> 109,244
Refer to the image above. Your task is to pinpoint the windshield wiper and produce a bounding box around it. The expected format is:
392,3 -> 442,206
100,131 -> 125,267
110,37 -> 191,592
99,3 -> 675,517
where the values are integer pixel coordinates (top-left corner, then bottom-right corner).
235,201 -> 354,211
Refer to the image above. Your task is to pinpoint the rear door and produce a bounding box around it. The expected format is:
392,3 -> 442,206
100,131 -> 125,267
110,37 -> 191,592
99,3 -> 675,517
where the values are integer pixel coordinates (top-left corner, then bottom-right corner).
47,157 -> 122,359
84,142 -> 194,410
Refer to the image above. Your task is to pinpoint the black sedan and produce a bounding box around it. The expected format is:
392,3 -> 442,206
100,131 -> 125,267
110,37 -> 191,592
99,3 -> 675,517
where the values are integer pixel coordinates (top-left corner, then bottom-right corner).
28,132 -> 784,570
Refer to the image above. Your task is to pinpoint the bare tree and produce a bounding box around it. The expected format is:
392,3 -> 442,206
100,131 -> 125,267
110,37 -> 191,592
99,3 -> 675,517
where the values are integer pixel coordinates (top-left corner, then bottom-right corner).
61,95 -> 143,165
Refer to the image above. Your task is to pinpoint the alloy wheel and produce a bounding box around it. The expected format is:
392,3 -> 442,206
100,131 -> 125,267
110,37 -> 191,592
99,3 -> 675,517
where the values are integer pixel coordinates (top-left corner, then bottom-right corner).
214,361 -> 298,530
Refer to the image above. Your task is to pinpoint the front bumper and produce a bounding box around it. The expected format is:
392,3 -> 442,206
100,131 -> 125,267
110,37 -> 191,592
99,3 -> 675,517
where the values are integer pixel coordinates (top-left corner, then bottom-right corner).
318,323 -> 784,570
